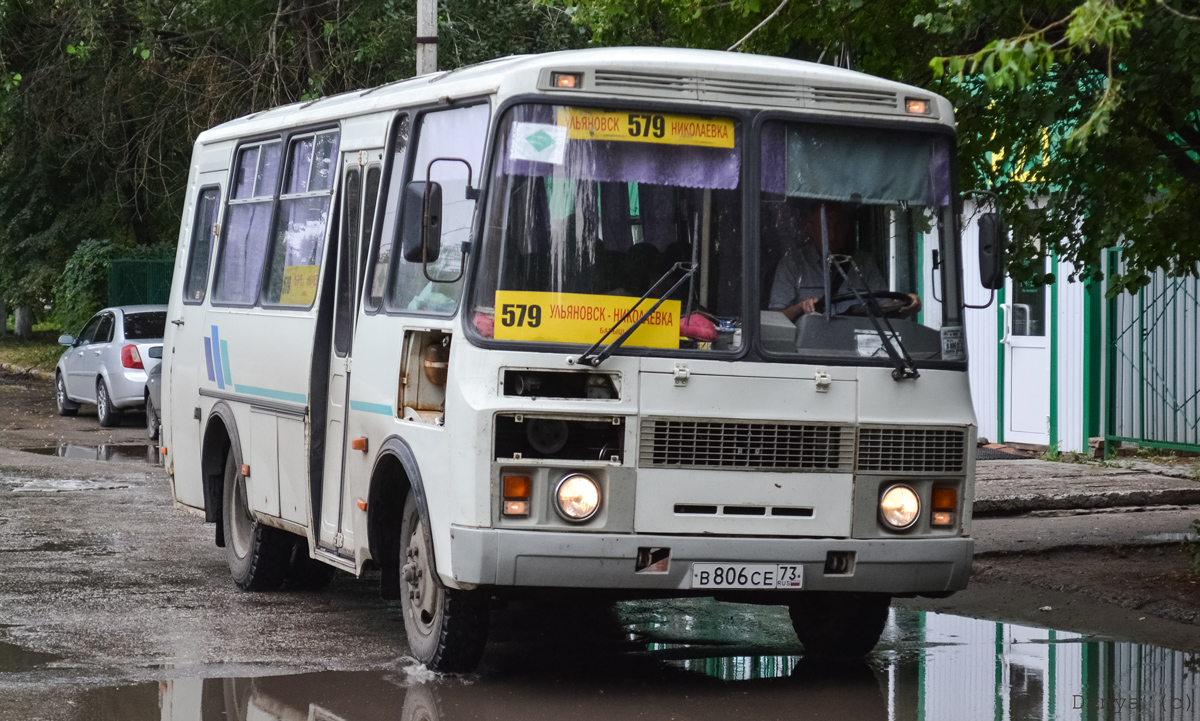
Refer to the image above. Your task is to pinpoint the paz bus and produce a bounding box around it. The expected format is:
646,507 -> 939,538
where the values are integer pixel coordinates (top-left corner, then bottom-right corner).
161,47 -> 1001,671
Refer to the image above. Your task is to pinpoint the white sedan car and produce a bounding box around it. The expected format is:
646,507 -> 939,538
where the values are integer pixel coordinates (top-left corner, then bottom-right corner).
55,305 -> 167,427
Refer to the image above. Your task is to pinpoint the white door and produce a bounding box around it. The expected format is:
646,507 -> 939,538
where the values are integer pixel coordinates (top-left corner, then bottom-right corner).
166,181 -> 224,508
318,153 -> 378,552
1002,260 -> 1052,446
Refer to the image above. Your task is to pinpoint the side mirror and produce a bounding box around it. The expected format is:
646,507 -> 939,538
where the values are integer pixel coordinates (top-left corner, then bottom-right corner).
402,181 -> 442,264
978,212 -> 1005,290
58,334 -> 75,346
148,346 -> 163,359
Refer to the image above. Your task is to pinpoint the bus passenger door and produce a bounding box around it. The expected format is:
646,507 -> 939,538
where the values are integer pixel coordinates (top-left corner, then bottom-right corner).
318,153 -> 378,552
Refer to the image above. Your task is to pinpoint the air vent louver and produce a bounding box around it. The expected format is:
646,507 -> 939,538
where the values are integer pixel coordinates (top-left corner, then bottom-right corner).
857,427 -> 966,473
639,419 -> 854,471
809,86 -> 898,108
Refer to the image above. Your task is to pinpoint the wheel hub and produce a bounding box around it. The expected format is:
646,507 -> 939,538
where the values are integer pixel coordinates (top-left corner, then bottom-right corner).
229,473 -> 254,558
403,521 -> 439,632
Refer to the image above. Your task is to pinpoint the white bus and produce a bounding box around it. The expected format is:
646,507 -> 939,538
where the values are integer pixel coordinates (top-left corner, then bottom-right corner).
162,47 -> 1000,671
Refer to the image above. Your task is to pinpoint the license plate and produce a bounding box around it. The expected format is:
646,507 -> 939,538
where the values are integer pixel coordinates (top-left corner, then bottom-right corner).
691,563 -> 804,589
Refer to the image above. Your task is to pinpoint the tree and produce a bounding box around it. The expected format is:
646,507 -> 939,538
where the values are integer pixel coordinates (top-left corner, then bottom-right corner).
554,0 -> 1200,292
0,0 -> 586,325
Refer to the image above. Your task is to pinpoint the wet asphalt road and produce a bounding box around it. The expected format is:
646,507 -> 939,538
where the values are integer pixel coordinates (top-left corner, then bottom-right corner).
2,374 -> 1200,720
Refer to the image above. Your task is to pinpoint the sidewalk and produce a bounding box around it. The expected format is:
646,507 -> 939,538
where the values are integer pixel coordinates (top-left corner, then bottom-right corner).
974,458 -> 1200,515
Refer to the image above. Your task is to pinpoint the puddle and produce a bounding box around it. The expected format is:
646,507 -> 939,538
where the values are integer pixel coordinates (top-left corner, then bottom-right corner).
0,641 -> 61,672
11,478 -> 130,493
9,609 -> 1199,720
1143,532 -> 1198,542
20,444 -> 160,464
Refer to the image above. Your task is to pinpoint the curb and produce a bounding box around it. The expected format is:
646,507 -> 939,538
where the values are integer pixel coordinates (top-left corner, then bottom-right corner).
0,362 -> 54,381
975,488 -> 1200,516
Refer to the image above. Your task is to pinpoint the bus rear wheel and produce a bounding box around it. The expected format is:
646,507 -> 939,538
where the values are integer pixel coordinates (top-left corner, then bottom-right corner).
222,452 -> 290,591
399,489 -> 489,672
788,592 -> 891,658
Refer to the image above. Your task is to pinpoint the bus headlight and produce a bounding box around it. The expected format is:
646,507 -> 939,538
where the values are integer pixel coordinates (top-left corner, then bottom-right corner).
880,485 -> 920,529
555,474 -> 601,521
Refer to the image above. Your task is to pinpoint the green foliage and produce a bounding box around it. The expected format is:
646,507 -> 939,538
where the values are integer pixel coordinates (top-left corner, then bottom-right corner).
0,0 -> 585,314
53,239 -> 116,334
556,0 -> 1200,294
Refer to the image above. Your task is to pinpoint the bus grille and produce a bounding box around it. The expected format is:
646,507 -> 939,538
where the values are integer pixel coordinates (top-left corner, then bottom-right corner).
857,427 -> 967,473
639,419 -> 854,471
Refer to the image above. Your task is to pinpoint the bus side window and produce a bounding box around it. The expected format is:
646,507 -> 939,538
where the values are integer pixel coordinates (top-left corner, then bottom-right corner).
263,130 -> 341,307
213,141 -> 282,305
184,187 -> 221,304
367,115 -> 410,311
388,103 -> 490,315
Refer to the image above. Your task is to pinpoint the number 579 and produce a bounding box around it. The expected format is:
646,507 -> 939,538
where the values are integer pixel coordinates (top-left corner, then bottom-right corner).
500,303 -> 541,328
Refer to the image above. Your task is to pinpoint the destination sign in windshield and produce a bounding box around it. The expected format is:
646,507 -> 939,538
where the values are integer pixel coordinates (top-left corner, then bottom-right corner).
560,108 -> 735,149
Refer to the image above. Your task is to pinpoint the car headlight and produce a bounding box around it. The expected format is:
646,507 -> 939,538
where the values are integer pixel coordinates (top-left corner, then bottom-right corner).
555,474 -> 601,521
880,484 -> 920,529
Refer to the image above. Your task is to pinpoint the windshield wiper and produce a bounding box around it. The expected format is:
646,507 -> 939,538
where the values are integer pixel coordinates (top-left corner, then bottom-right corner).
829,256 -> 920,381
573,262 -> 698,367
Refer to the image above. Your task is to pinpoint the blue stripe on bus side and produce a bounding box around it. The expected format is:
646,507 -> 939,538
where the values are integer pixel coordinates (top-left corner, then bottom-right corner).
350,400 -> 393,416
220,339 -> 233,386
232,384 -> 308,405
203,337 -> 215,382
210,325 -> 225,390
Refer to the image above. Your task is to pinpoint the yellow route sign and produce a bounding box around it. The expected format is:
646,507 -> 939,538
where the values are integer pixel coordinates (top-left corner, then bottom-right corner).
279,265 -> 319,305
560,108 -> 735,149
493,290 -> 681,349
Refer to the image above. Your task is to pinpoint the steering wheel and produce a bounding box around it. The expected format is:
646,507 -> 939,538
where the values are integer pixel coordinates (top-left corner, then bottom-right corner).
816,291 -> 916,319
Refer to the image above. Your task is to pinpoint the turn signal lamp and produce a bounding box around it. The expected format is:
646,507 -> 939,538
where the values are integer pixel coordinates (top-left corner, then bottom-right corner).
905,98 -> 930,115
931,487 -> 957,527
503,475 -> 531,517
556,474 -> 601,522
552,72 -> 581,89
121,345 -> 144,369
880,485 -> 920,529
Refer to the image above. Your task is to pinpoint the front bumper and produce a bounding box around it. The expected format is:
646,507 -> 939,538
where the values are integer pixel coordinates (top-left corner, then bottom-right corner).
449,525 -> 973,594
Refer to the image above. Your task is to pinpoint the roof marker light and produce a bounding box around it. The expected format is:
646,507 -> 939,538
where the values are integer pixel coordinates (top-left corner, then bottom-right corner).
905,98 -> 930,115
552,72 -> 581,89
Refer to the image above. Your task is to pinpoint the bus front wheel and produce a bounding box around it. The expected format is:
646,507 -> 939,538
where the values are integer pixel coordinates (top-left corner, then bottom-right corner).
788,592 -> 891,658
399,489 -> 489,672
222,452 -> 290,591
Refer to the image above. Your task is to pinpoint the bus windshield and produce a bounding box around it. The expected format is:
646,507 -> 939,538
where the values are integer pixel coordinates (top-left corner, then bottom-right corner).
471,104 -> 745,353
758,121 -> 965,364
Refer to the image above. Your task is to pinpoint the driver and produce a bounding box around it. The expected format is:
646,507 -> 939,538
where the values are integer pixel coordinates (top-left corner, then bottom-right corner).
769,201 -> 921,322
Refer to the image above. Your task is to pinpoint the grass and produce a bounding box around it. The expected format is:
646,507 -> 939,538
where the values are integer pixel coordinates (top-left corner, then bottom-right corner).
0,326 -> 66,374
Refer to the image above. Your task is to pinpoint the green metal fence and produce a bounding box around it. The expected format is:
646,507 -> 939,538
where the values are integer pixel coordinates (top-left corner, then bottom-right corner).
107,259 -> 173,307
1105,249 -> 1200,451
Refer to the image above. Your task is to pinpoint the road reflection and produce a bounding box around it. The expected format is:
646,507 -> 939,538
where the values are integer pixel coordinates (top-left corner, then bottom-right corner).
66,604 -> 1200,721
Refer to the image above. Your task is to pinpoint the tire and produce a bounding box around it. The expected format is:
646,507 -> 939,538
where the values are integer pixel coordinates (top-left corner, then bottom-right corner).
96,378 -> 122,428
399,489 -> 489,672
145,393 -> 159,441
282,538 -> 336,591
55,374 -> 78,416
788,592 -> 892,659
221,452 -> 290,591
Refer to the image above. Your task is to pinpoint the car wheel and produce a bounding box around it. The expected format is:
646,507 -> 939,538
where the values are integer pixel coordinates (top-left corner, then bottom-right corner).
145,393 -> 159,441
96,378 -> 122,428
788,592 -> 891,658
55,374 -> 78,416
222,451 -> 290,591
399,489 -> 489,671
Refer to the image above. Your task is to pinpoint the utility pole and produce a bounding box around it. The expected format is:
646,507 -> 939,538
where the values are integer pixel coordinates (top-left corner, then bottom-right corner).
415,0 -> 437,76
